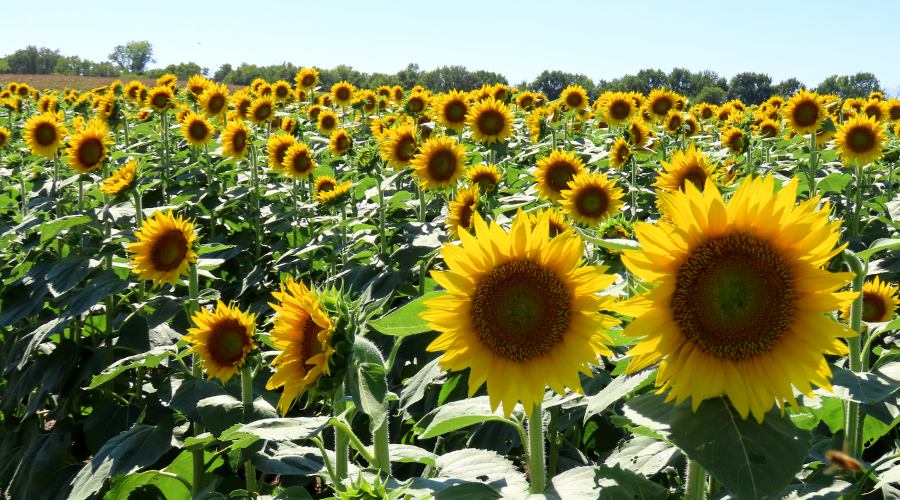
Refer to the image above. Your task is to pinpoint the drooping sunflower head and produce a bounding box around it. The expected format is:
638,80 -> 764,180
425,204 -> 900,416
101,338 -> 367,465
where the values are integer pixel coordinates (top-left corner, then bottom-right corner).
101,159 -> 138,197
181,112 -> 215,147
329,128 -> 352,156
467,163 -> 501,192
446,185 -> 479,239
840,276 -> 899,323
835,113 -> 886,166
614,176 -> 856,422
533,149 -> 586,201
433,90 -> 470,132
609,137 -> 631,170
784,90 -> 825,134
146,86 -> 174,112
646,88 -> 679,119
221,120 -> 250,160
379,123 -> 418,168
655,143 -> 717,193
560,85 -> 589,111
467,97 -> 513,144
198,83 -> 229,118
411,135 -> 467,190
266,133 -> 297,170
559,171 -> 624,226
281,142 -> 317,179
421,210 -> 619,414
294,67 -> 319,91
24,113 -> 67,158
127,210 -> 198,288
266,277 -> 337,415
248,96 -> 275,124
317,109 -> 339,134
185,301 -> 257,383
330,81 -> 356,106
66,119 -> 110,173
721,126 -> 746,155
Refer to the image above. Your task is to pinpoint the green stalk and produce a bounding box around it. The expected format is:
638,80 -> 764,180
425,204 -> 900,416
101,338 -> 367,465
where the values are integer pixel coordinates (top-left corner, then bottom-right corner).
19,165 -> 27,217
684,459 -> 707,500
132,187 -> 145,303
249,142 -> 261,260
161,110 -> 171,204
376,171 -> 386,256
807,133 -> 817,198
547,407 -> 559,478
373,420 -> 391,475
843,252 -> 866,458
340,203 -> 348,267
311,437 -> 339,487
292,178 -> 299,246
241,364 -> 257,494
629,155 -> 638,220
417,182 -> 426,222
188,264 -> 204,497
527,403 -> 546,494
330,418 -> 377,466
334,389 -> 349,485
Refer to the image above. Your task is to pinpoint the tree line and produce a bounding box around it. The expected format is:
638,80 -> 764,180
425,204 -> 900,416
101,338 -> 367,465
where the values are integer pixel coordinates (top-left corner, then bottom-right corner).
0,43 -> 886,103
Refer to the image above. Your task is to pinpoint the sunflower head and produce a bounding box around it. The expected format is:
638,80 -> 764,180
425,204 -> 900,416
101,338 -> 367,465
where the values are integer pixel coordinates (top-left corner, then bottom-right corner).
646,88 -> 679,119
721,127 -> 746,155
221,120 -> 250,160
533,149 -> 585,201
411,135 -> 467,190
559,171 -> 624,226
146,86 -> 174,112
185,301 -> 257,383
281,143 -> 317,179
181,112 -> 215,147
433,90 -> 470,132
317,109 -> 339,134
266,133 -> 297,171
664,111 -> 684,134
560,85 -> 589,110
467,97 -> 513,144
248,96 -> 275,124
24,113 -> 67,158
329,128 -> 352,156
599,91 -> 635,125
608,137 -> 631,170
446,185 -> 479,238
834,114 -> 886,166
467,163 -> 501,192
294,67 -> 320,91
198,83 -> 229,118
0,126 -> 10,149
840,276 -> 899,323
784,90 -> 825,134
756,119 -> 781,139
626,120 -> 650,148
421,210 -> 618,414
127,211 -> 198,288
101,159 -> 138,196
655,143 -> 718,193
331,81 -> 356,106
65,119 -> 110,173
528,207 -> 572,238
379,124 -> 418,168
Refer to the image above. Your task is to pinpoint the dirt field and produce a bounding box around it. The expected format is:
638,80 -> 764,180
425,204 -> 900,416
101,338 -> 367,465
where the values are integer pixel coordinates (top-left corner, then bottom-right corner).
0,73 -> 162,92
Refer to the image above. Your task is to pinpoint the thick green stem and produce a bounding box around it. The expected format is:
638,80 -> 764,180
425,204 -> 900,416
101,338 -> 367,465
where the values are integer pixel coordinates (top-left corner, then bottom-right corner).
376,171 -> 386,256
330,418 -> 377,466
843,252 -> 866,457
807,133 -> 817,198
684,459 -> 707,500
311,437 -> 339,488
161,111 -> 170,204
629,155 -> 638,219
241,365 -> 257,494
292,178 -> 299,246
547,407 -> 559,478
250,142 -> 261,260
417,182 -> 426,222
373,420 -> 391,475
527,403 -> 546,494
334,390 -> 349,484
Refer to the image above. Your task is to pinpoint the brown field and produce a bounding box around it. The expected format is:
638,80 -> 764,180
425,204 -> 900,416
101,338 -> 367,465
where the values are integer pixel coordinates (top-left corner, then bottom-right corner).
0,73 -> 161,92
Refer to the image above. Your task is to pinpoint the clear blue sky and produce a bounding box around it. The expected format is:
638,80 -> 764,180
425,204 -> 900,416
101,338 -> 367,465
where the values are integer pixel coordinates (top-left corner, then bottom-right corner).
4,0 -> 899,93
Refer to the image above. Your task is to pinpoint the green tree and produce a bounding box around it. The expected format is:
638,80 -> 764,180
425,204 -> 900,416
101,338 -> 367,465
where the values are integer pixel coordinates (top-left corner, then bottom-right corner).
418,65 -> 507,92
816,73 -> 882,98
108,41 -> 155,73
773,78 -> 804,96
726,72 -> 773,104
5,46 -> 60,74
529,70 -> 595,100
695,86 -> 727,105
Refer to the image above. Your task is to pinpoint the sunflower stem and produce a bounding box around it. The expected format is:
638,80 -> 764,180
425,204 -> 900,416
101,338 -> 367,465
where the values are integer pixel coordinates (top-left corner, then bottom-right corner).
527,402 -> 546,494
334,389 -> 350,486
122,112 -> 130,151
376,170 -> 387,256
292,178 -> 299,246
240,364 -> 257,494
132,187 -> 145,303
188,264 -> 204,497
373,419 -> 391,475
18,164 -> 27,217
249,139 -> 261,260
547,406 -> 559,478
807,132 -> 817,198
417,182 -> 426,222
629,155 -> 638,220
684,459 -> 707,500
843,252 -> 866,458
311,437 -> 339,489
77,174 -> 86,249
160,110 -> 170,204
850,162 -> 866,240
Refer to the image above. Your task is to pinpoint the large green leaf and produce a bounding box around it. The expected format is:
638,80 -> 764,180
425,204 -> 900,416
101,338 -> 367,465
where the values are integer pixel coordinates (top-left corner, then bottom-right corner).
433,448 -> 528,498
219,416 -> 330,442
88,346 -> 176,389
368,291 -> 441,336
856,237 -> 900,262
604,436 -> 678,477
7,428 -> 78,500
418,396 -> 515,439
400,357 -> 443,413
62,269 -> 128,318
69,421 -> 174,500
195,394 -> 278,435
549,465 -> 668,500
829,365 -> 900,404
36,215 -> 92,243
104,470 -> 191,500
583,370 -> 654,422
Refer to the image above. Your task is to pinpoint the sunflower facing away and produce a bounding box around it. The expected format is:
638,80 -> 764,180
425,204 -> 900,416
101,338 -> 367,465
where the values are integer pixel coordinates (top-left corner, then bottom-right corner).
411,135 -> 467,190
784,90 -> 825,135
127,211 -> 198,287
221,120 -> 250,160
267,277 -> 335,415
467,97 -> 513,144
834,114 -> 886,166
446,185 -> 479,238
101,159 -> 138,196
655,143 -> 717,193
24,113 -> 67,158
614,176 -> 855,422
533,149 -> 586,201
184,301 -> 257,383
559,172 -> 624,226
281,143 -> 317,179
421,210 -> 619,414
66,120 -> 110,173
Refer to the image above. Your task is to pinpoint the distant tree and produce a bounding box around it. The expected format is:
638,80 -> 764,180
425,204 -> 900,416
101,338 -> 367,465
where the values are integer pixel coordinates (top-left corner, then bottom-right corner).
5,46 -> 61,74
0,58 -> 10,73
773,78 -> 804,96
395,63 -> 421,89
695,86 -> 727,105
529,70 -> 595,100
727,72 -> 773,104
108,41 -> 155,73
213,64 -> 233,82
816,73 -> 882,98
145,62 -> 208,80
418,65 -> 507,92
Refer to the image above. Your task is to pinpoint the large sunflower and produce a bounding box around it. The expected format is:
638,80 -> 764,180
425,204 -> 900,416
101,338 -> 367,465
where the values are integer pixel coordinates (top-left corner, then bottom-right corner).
433,90 -> 470,132
614,177 -> 855,422
467,97 -> 513,144
834,114 -> 886,166
267,133 -> 297,170
101,159 -> 138,196
181,112 -> 215,147
533,149 -> 586,201
655,143 -> 717,193
267,277 -> 335,415
221,120 -> 250,160
379,124 -> 418,168
721,127 -> 746,155
560,85 -> 589,110
559,172 -> 624,226
146,86 -> 174,112
646,88 -> 679,120
329,128 -> 352,156
411,135 -> 467,190
66,120 -> 110,173
600,92 -> 636,125
784,90 -> 824,134
184,301 -> 257,383
331,81 -> 356,106
446,185 -> 479,238
317,109 -> 339,134
294,67 -> 319,91
281,143 -> 317,179
198,83 -> 229,118
248,96 -> 275,124
127,210 -> 198,287
24,113 -> 67,158
421,210 -> 618,414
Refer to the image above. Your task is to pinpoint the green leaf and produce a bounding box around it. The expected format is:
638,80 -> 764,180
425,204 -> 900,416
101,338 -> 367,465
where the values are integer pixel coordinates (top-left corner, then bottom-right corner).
104,470 -> 191,500
816,172 -> 852,194
69,422 -> 174,500
549,465 -> 668,500
252,442 -> 325,476
219,417 -> 330,442
620,394 -> 673,438
87,346 -> 176,389
352,361 -> 389,432
583,370 -> 654,422
668,397 -> 810,500
829,365 -> 900,404
586,236 -> 642,253
7,429 -> 78,500
856,238 -> 900,262
45,256 -> 91,297
604,436 -> 678,477
400,357 -> 443,413
389,444 -> 436,467
369,291 -> 441,336
433,483 -> 501,499
195,395 -> 278,435
433,448 -> 528,498
419,396 -> 514,439
62,269 -> 128,318
37,215 -> 92,243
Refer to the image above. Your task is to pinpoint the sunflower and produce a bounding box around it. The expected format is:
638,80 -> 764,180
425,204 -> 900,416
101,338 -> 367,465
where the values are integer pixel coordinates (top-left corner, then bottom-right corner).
262,133 -> 295,171
684,115 -> 700,137
784,90 -> 824,134
294,67 -> 319,91
127,210 -> 198,287
614,176 -> 855,422
317,109 -> 339,134
528,207 -> 572,238
843,277 -> 898,323
492,84 -> 510,102
66,120 -> 110,173
281,143 -> 317,178
646,88 -> 678,120
627,120 -> 650,148
863,100 -> 885,121
609,137 -> 631,169
433,91 -> 469,132
526,108 -> 552,142
756,119 -> 781,139
232,91 -> 253,119
248,96 -> 275,124
834,114 -> 886,166
156,73 -> 178,87
467,163 -> 501,191
559,172 -> 624,226
329,128 -> 352,156
125,81 -> 145,102
404,91 -> 430,115
329,81 -> 356,106
272,80 -> 292,101
391,85 -> 404,103
421,210 -> 618,414
315,176 -> 338,195
187,75 -> 211,97
184,301 -> 256,383
175,106 -> 192,124
655,143 -> 717,193
101,159 -> 138,196
39,94 -> 57,114
446,185 -> 479,238
721,127 -> 746,155
266,277 -> 335,414
467,97 -> 513,144
885,99 -> 900,122
560,85 -> 589,110
146,86 -> 174,112
181,112 -> 215,147
379,124 -> 418,168
316,180 -> 352,206
221,120 -> 250,160
533,149 -> 586,201
664,111 -> 684,134
198,83 -> 229,118
24,113 -> 67,159
0,126 -> 10,149
411,135 -> 467,190
516,91 -> 536,110
600,92 -> 636,125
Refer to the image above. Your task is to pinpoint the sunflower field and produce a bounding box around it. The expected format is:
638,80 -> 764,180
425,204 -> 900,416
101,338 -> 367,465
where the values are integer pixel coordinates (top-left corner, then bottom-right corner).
0,72 -> 898,500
